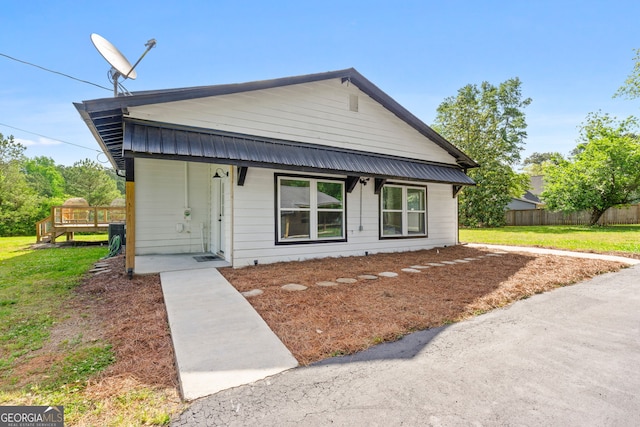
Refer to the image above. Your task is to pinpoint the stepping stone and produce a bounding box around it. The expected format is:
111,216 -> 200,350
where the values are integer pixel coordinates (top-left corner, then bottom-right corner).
242,289 -> 263,297
441,261 -> 457,265
281,284 -> 308,291
486,253 -> 502,257
94,262 -> 110,267
410,265 -> 430,269
316,281 -> 339,287
358,275 -> 378,280
463,258 -> 478,261
495,251 -> 509,254
89,268 -> 110,273
427,263 -> 446,267
453,259 -> 470,263
401,268 -> 422,273
378,272 -> 398,278
336,278 -> 357,284
93,269 -> 111,275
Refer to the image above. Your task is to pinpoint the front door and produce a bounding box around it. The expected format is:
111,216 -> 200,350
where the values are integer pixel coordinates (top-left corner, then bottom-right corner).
211,171 -> 226,255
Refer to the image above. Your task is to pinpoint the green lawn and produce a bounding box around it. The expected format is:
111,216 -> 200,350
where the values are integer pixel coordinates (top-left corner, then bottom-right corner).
459,225 -> 640,254
0,237 -> 109,387
0,236 -> 177,425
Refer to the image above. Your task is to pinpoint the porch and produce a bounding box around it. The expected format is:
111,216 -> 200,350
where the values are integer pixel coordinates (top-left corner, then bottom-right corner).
135,253 -> 231,274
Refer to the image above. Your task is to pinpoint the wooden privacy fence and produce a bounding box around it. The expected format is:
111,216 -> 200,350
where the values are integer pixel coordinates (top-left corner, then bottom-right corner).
505,204 -> 640,226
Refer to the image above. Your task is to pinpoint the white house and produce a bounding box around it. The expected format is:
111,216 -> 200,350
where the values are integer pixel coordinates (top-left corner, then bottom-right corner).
75,68 -> 477,273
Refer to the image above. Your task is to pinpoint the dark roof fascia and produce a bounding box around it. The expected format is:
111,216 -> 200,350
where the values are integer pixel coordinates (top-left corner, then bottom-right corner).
78,69 -> 358,112
77,68 -> 479,169
74,102 -> 121,170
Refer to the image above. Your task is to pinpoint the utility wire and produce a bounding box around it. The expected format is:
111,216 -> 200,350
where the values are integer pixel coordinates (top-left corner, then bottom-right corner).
0,52 -> 112,92
0,122 -> 101,152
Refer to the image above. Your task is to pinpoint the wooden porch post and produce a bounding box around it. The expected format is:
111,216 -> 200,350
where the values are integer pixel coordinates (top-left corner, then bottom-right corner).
125,158 -> 136,276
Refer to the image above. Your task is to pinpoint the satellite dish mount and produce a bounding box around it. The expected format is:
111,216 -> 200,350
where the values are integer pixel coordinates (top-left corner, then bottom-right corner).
91,33 -> 156,96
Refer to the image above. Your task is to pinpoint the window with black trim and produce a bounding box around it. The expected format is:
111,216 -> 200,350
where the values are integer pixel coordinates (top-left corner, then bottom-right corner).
380,184 -> 427,237
277,176 -> 345,243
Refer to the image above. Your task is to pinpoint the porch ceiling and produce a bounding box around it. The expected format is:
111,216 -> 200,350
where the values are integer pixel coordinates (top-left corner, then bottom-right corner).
123,120 -> 475,185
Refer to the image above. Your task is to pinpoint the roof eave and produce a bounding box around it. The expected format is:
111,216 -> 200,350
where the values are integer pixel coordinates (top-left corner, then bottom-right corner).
76,67 -> 479,169
73,102 -> 121,171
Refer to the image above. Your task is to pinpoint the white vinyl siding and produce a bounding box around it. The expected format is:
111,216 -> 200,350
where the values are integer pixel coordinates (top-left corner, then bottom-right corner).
135,158 -> 213,255
231,167 -> 458,267
127,79 -> 456,165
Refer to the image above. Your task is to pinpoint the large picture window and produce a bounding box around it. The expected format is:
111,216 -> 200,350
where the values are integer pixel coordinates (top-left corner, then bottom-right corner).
381,184 -> 427,237
277,176 -> 345,243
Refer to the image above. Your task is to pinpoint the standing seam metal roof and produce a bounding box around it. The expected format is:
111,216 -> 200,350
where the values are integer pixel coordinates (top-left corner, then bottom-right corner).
124,120 -> 475,185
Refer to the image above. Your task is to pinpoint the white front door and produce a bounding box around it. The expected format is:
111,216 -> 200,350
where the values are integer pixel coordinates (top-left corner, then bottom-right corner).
211,172 -> 226,255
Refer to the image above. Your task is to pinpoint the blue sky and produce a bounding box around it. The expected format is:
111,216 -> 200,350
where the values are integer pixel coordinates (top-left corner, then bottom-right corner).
1,0 -> 638,167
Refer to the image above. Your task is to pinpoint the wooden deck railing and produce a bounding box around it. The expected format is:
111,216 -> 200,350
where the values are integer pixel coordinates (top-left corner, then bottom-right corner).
36,206 -> 126,243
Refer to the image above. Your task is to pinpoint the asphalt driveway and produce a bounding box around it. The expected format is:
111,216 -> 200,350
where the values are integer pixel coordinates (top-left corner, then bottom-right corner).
172,263 -> 640,426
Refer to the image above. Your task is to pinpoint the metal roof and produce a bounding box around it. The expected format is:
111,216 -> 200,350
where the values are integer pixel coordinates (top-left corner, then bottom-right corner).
123,120 -> 475,185
74,68 -> 478,172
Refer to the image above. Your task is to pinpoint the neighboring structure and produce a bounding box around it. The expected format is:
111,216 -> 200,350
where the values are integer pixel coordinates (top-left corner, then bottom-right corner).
75,68 -> 477,273
507,190 -> 543,210
507,175 -> 545,210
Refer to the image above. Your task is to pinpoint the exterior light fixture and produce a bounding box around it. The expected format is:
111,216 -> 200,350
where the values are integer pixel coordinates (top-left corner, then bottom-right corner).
213,168 -> 228,179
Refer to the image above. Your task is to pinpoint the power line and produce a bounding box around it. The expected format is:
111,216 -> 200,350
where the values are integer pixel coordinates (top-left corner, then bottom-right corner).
0,52 -> 112,92
0,122 -> 101,152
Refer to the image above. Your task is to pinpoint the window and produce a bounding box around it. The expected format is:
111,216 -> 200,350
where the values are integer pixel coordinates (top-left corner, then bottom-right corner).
381,184 -> 427,237
277,176 -> 345,243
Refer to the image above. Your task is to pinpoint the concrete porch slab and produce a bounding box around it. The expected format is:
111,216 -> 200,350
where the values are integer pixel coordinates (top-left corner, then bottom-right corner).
160,268 -> 298,400
135,253 -> 231,274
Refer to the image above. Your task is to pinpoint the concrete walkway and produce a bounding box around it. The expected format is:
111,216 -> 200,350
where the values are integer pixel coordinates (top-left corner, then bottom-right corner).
161,268 -> 298,400
172,263 -> 640,426
466,243 -> 640,265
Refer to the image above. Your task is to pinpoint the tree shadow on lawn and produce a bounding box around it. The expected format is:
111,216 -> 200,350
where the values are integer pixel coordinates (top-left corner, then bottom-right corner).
221,245 -> 623,366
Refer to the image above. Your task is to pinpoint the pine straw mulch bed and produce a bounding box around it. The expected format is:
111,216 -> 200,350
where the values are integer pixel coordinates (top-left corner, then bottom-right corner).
219,245 -> 629,365
21,245 -> 629,408
76,255 -> 178,391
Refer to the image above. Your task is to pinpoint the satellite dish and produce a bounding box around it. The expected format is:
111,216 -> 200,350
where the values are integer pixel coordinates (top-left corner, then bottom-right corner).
90,33 -> 156,96
91,33 -> 138,79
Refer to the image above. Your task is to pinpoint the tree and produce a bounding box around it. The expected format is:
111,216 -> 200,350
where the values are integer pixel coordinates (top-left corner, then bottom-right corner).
61,159 -> 122,206
521,151 -> 562,176
433,78 -> 532,227
105,167 -> 125,195
0,133 -> 41,235
542,113 -> 640,225
614,48 -> 640,100
23,156 -> 66,198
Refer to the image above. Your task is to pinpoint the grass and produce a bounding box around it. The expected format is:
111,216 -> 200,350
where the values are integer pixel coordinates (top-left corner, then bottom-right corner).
0,236 -> 177,426
460,224 -> 640,254
0,238 -> 106,371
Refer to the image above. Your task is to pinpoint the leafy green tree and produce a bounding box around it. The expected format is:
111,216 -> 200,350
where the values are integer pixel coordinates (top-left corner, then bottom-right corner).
23,156 -> 66,198
542,113 -> 640,225
521,151 -> 562,176
615,48 -> 640,100
0,133 -> 41,235
105,167 -> 125,195
61,159 -> 122,206
433,78 -> 532,227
